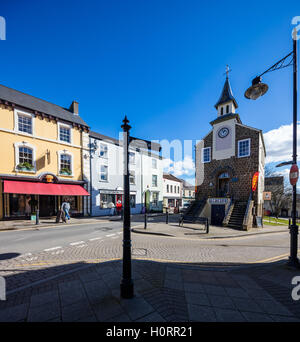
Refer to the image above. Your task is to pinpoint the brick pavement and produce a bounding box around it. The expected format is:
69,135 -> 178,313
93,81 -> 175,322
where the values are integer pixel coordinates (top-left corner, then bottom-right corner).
0,258 -> 299,322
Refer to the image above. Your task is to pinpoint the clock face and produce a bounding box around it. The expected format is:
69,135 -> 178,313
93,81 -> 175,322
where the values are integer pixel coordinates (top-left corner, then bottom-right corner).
218,127 -> 229,138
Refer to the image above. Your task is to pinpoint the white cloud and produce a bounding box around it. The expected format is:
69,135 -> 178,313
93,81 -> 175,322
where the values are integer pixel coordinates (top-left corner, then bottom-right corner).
163,155 -> 195,178
263,123 -> 300,164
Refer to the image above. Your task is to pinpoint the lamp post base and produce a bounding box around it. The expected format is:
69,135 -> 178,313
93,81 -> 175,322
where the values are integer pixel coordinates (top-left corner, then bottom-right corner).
120,279 -> 134,299
287,257 -> 300,269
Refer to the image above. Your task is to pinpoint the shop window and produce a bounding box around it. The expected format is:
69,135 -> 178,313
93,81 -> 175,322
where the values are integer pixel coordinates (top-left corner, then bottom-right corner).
130,195 -> 136,208
100,193 -> 115,209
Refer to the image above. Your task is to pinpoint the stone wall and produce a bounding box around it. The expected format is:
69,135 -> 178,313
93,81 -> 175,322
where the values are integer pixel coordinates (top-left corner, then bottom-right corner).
196,124 -> 261,205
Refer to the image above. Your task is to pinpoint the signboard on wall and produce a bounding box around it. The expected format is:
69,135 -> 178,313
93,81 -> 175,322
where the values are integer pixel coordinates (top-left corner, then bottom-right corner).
208,198 -> 229,205
263,192 -> 272,201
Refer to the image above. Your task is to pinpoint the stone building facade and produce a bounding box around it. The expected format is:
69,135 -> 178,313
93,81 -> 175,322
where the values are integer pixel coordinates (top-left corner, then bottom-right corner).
195,76 -> 266,229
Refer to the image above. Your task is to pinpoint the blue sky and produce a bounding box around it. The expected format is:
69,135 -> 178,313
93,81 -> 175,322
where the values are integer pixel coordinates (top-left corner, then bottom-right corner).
1,0 -> 300,183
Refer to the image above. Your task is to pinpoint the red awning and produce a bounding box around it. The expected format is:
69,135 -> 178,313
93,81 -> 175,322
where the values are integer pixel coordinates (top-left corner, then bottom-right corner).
3,180 -> 90,196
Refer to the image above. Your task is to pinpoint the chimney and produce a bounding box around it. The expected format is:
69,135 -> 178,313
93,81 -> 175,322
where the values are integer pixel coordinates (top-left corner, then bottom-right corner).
69,100 -> 79,115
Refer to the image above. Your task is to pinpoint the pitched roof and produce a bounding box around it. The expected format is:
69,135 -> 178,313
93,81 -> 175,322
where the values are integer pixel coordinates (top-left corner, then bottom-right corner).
163,173 -> 183,183
0,84 -> 89,127
215,77 -> 238,109
89,131 -> 120,145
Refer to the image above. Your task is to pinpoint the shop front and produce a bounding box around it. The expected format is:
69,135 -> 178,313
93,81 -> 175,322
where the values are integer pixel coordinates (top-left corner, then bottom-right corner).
0,175 -> 90,220
98,189 -> 138,215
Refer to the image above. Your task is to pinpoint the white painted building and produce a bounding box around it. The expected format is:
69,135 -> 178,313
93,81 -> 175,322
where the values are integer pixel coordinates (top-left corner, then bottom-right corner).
163,173 -> 183,211
89,131 -> 163,216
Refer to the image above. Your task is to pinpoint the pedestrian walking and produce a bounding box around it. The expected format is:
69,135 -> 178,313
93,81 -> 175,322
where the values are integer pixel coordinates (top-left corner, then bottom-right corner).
61,199 -> 70,222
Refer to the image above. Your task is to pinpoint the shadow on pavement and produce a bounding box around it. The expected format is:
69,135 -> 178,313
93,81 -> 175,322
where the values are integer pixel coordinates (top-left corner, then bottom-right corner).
0,255 -> 300,322
0,253 -> 20,261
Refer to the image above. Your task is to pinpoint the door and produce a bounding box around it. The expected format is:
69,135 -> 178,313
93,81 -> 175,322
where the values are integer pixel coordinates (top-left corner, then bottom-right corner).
211,205 -> 225,226
39,195 -> 57,217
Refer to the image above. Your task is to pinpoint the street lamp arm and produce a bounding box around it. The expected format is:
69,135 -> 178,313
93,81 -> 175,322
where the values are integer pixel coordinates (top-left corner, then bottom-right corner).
257,51 -> 294,78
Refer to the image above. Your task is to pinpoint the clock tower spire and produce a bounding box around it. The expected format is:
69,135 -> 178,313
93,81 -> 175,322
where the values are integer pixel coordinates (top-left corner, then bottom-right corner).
215,67 -> 238,117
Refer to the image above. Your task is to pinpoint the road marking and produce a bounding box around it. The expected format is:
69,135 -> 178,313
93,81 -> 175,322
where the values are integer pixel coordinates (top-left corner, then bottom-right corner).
70,241 -> 85,246
44,246 -> 62,251
89,237 -> 103,241
75,244 -> 87,248
106,234 -> 116,237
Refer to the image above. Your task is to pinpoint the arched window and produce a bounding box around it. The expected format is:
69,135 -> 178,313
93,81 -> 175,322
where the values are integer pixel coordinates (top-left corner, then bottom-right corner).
220,107 -> 224,115
226,105 -> 229,114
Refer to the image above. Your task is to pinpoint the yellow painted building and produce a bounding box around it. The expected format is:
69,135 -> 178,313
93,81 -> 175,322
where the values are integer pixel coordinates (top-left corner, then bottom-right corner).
0,84 -> 90,220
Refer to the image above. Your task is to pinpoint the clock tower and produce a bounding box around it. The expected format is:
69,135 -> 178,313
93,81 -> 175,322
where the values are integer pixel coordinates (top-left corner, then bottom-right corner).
195,73 -> 266,230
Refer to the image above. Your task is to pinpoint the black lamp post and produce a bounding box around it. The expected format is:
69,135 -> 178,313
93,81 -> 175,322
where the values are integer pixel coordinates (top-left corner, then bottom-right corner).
245,28 -> 299,268
120,116 -> 134,298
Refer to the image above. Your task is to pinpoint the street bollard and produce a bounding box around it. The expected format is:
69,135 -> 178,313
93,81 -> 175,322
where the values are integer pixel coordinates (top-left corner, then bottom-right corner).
36,209 -> 39,225
144,213 -> 147,229
166,209 -> 169,224
206,219 -> 209,234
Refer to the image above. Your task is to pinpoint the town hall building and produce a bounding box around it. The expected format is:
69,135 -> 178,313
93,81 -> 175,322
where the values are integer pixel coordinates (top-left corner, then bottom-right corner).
195,74 -> 266,230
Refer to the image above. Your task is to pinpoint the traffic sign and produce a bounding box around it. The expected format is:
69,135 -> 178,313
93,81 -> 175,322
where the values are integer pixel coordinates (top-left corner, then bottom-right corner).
289,164 -> 299,186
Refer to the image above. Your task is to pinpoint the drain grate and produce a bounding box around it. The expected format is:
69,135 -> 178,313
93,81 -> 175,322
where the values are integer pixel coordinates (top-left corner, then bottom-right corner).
132,248 -> 148,256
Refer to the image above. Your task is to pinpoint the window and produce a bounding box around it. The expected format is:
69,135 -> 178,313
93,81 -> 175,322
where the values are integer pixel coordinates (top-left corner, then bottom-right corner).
59,126 -> 71,143
167,184 -> 169,193
18,114 -> 32,134
177,186 -> 180,194
130,195 -> 136,208
170,185 -> 173,193
100,144 -> 108,158
60,154 -> 72,175
226,105 -> 229,114
19,147 -> 33,166
238,139 -> 251,158
100,165 -> 108,181
129,152 -> 135,165
129,170 -> 135,184
152,192 -> 159,207
100,193 -> 115,209
189,191 -> 191,197
152,158 -> 157,169
220,107 -> 224,115
202,147 -> 211,163
152,175 -> 158,187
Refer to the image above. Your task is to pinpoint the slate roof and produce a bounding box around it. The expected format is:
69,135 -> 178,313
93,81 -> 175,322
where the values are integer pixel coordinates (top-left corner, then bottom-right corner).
89,131 -> 120,146
215,77 -> 238,109
0,84 -> 89,128
163,173 -> 183,183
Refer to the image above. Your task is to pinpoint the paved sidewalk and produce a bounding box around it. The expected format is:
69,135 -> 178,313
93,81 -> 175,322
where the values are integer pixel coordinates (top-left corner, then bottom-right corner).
0,216 -> 116,231
132,221 -> 288,239
0,258 -> 299,322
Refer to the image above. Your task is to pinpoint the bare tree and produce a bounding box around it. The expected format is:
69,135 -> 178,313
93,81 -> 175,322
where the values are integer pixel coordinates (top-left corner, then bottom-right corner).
264,165 -> 292,217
